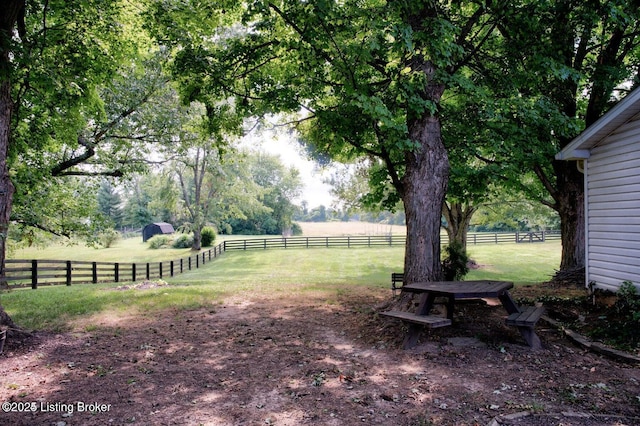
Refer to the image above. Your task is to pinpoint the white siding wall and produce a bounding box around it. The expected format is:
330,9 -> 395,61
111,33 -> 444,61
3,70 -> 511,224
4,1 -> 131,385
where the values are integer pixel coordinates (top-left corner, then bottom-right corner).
586,116 -> 640,291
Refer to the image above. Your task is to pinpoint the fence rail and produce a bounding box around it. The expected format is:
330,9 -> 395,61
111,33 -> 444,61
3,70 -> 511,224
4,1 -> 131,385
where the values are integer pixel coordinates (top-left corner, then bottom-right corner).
3,230 -> 559,289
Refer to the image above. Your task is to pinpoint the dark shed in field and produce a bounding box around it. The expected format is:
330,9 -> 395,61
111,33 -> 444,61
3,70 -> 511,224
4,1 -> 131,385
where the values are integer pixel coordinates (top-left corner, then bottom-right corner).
142,222 -> 175,242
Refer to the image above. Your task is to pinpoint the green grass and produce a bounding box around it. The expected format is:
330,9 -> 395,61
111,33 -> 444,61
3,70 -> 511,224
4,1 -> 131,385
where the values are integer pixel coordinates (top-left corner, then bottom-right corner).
8,237 -> 201,263
1,241 -> 561,331
466,242 -> 560,284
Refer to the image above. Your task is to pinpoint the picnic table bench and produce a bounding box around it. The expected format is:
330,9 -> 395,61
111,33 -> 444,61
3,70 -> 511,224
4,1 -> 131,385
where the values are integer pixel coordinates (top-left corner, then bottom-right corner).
381,280 -> 544,350
391,272 -> 405,295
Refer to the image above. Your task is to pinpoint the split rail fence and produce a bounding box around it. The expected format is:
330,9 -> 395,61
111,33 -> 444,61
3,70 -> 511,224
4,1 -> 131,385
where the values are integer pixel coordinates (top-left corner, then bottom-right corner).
3,230 -> 559,289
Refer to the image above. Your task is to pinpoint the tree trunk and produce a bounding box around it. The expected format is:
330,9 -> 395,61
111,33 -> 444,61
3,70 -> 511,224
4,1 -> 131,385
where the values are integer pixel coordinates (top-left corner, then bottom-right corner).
442,201 -> 476,248
553,159 -> 585,273
1,2 -> 24,329
192,227 -> 202,251
402,114 -> 449,283
0,77 -> 14,290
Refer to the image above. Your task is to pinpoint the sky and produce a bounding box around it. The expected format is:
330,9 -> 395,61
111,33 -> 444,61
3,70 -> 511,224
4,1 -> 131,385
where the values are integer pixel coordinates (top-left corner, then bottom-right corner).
241,131 -> 337,209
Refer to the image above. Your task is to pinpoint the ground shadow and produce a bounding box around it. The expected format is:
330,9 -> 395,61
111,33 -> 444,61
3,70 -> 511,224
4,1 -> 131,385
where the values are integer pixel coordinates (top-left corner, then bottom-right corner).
2,290 -> 640,425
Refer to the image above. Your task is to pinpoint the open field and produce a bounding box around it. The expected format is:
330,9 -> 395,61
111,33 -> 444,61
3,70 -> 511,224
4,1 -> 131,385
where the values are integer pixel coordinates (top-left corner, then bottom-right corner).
297,221 -> 406,236
2,240 -> 561,331
6,221 -> 408,260
7,237 -> 194,263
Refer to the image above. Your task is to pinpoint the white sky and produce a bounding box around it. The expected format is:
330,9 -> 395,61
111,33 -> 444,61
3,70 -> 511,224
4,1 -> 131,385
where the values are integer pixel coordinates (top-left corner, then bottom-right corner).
241,131 -> 336,209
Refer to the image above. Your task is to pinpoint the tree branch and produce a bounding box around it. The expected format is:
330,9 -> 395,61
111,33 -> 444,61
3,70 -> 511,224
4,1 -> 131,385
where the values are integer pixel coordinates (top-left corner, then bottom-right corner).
533,163 -> 558,207
50,136 -> 96,176
12,218 -> 71,238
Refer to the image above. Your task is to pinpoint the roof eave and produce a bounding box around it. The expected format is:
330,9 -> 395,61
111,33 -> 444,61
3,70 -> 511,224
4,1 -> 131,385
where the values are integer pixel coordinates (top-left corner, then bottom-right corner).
555,149 -> 591,161
557,87 -> 640,160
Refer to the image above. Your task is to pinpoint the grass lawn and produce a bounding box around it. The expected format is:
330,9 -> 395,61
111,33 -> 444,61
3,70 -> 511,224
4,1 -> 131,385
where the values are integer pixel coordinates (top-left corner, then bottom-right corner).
1,239 -> 560,332
8,237 -> 196,263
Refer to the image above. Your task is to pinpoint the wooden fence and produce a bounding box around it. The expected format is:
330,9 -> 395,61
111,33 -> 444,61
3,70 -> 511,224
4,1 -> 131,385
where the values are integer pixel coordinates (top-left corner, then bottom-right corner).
3,230 -> 559,289
4,244 -> 225,289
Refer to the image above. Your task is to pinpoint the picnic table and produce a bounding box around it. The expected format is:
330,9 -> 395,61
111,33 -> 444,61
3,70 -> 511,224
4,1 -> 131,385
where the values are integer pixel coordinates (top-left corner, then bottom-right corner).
380,280 -> 544,350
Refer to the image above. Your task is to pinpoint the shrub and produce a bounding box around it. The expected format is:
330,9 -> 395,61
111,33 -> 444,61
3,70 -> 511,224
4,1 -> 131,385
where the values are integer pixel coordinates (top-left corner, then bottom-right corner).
201,226 -> 217,247
172,233 -> 194,249
291,222 -> 303,236
441,241 -> 469,281
148,235 -> 172,249
99,229 -> 121,248
587,281 -> 640,350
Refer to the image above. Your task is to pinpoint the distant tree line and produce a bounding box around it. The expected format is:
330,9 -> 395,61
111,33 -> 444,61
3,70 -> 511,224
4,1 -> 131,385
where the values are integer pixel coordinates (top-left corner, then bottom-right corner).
95,150 -> 303,242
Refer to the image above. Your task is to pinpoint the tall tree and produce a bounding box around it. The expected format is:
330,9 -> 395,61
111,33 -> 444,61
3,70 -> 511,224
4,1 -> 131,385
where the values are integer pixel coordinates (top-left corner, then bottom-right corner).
1,1 -> 151,282
97,180 -> 124,229
248,152 -> 302,234
0,1 -> 25,291
147,1 -> 512,283
1,1 -> 133,330
484,0 -> 640,279
174,143 -> 223,250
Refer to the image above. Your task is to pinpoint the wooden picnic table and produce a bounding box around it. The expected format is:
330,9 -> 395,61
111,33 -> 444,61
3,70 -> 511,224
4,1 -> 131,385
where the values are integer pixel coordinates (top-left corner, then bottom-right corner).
380,280 -> 544,350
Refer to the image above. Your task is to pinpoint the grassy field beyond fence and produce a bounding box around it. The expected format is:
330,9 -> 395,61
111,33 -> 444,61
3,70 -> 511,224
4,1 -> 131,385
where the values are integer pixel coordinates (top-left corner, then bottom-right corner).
1,238 -> 561,331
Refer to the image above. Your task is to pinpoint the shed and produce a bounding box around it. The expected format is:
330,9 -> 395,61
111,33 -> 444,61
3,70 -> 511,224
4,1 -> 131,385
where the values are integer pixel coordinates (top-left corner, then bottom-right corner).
142,222 -> 175,242
556,87 -> 640,291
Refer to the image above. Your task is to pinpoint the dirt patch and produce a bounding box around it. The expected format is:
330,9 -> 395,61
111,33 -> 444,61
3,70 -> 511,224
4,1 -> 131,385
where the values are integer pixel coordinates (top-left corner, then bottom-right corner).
1,287 -> 640,425
111,280 -> 170,291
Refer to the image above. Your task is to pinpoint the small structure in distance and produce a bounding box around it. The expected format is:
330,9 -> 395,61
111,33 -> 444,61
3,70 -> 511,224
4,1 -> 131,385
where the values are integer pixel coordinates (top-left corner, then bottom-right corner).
142,222 -> 175,242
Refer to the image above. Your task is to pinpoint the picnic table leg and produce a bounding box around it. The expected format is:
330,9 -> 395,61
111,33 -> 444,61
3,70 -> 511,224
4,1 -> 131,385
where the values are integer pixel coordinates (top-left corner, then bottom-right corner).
500,291 -> 543,349
445,295 -> 455,320
518,326 -> 542,350
402,293 -> 436,349
402,324 -> 422,349
416,293 -> 436,315
498,291 -> 520,314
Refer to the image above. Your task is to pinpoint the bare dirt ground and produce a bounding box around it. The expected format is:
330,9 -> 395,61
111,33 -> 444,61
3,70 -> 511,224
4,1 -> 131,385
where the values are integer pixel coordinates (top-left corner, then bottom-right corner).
2,285 -> 640,426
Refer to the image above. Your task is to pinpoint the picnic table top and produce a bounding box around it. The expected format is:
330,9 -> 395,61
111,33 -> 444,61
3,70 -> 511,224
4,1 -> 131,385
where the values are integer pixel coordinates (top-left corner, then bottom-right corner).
401,280 -> 514,298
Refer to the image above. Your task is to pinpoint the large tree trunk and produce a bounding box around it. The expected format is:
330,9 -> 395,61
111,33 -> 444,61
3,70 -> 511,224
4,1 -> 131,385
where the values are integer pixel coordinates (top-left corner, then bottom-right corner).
1,3 -> 23,331
553,159 -> 585,273
402,114 -> 449,283
0,75 -> 14,290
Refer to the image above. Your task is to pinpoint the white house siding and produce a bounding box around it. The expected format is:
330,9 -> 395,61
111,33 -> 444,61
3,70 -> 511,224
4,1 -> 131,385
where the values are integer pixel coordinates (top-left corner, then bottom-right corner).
586,116 -> 640,291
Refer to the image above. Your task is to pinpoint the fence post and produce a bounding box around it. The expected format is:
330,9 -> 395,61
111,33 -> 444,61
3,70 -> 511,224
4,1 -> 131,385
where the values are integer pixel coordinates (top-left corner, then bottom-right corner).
159,262 -> 163,279
196,254 -> 199,269
170,260 -> 174,277
515,231 -> 519,243
114,263 -> 119,283
132,264 -> 136,282
92,262 -> 98,283
66,261 -> 72,286
146,263 -> 150,280
495,233 -> 498,244
180,258 -> 184,273
188,257 -> 192,270
31,260 -> 38,289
